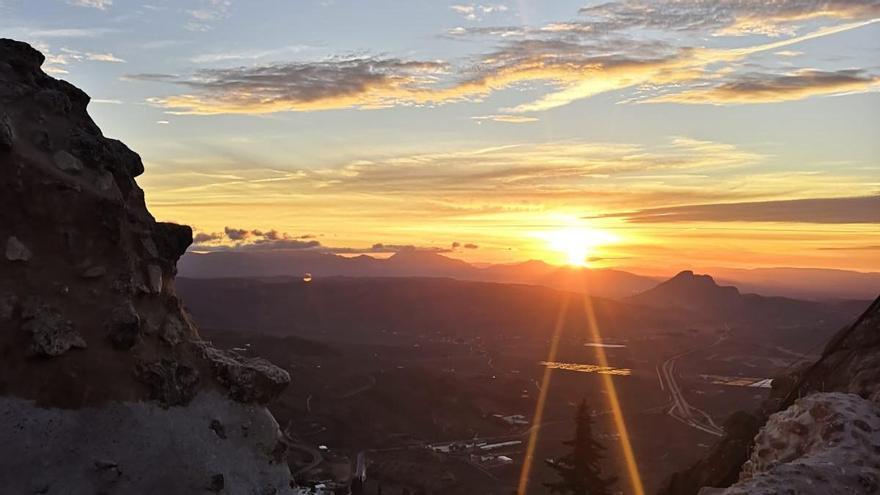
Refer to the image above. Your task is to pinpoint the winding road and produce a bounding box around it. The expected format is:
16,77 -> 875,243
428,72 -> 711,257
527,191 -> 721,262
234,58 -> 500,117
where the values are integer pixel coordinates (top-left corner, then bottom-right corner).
657,336 -> 727,437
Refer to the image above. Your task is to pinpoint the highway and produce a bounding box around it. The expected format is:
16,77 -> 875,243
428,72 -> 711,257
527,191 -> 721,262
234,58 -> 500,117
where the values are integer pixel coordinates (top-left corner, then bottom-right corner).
657,337 -> 726,437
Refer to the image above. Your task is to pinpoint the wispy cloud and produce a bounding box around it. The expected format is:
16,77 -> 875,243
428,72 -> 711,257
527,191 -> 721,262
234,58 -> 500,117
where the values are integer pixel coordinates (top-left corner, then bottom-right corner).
579,0 -> 880,36
68,0 -> 112,10
646,69 -> 880,104
137,16 -> 878,115
471,114 -> 539,123
450,3 -> 508,21
596,195 -> 880,224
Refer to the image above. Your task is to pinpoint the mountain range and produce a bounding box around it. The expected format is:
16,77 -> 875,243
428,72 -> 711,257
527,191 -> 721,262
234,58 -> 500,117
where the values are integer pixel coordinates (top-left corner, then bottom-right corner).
178,249 -> 880,301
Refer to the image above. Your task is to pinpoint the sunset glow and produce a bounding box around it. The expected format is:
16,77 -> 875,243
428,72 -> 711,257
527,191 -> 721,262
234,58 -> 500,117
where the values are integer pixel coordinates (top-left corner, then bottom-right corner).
538,224 -> 619,266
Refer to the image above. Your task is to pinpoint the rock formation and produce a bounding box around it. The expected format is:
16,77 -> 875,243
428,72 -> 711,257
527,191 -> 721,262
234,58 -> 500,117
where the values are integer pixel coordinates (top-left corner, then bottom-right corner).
661,296 -> 880,495
0,39 -> 295,494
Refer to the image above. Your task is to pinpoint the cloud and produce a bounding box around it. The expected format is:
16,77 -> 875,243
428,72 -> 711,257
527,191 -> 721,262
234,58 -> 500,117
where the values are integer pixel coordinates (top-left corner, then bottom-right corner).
85,52 -> 125,63
139,16 -> 878,115
191,227 -> 450,254
91,98 -> 122,104
579,0 -> 880,36
597,195 -> 880,224
68,0 -> 112,9
646,69 -> 880,104
450,4 -> 508,21
817,245 -> 880,251
464,243 -> 479,249
471,114 -> 539,123
142,57 -> 451,114
223,227 -> 252,240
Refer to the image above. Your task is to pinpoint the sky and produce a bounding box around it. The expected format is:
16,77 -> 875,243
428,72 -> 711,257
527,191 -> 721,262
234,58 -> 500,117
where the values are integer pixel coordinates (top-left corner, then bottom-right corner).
3,0 -> 879,272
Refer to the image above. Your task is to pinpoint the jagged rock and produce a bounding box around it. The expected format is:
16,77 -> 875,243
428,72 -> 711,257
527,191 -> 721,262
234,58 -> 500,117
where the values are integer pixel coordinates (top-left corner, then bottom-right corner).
136,359 -> 200,407
21,302 -> 86,357
53,150 -> 83,172
0,38 -> 295,493
154,222 -> 193,265
702,393 -> 880,495
106,302 -> 140,350
161,314 -> 190,346
0,113 -> 13,150
5,236 -> 32,261
201,347 -> 291,404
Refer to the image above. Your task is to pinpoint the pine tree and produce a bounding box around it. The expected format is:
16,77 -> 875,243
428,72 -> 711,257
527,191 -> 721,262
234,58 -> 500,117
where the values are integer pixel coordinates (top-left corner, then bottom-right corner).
544,399 -> 617,495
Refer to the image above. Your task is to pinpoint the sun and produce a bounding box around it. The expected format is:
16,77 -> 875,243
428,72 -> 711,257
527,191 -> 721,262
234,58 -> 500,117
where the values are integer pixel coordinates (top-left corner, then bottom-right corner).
539,225 -> 618,267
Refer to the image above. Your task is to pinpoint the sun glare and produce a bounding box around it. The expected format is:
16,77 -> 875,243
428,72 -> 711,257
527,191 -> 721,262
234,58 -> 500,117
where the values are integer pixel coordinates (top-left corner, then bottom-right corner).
539,225 -> 618,266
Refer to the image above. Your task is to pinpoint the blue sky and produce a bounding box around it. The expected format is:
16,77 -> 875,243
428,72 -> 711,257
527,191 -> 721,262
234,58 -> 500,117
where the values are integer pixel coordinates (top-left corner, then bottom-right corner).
3,0 -> 879,270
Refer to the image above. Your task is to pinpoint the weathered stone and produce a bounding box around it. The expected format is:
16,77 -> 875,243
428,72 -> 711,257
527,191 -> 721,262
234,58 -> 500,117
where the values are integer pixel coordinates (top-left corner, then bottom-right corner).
0,113 -> 13,150
161,315 -> 190,347
21,302 -> 86,357
136,359 -> 200,407
708,393 -> 880,495
53,150 -> 83,173
201,346 -> 290,404
106,302 -> 140,350
146,264 -> 163,293
153,222 -> 193,264
5,236 -> 32,261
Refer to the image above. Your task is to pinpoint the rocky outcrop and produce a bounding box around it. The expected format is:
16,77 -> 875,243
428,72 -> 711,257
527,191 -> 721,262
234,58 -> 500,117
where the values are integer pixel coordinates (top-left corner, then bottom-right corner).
0,38 -> 294,494
661,296 -> 880,495
700,393 -> 880,495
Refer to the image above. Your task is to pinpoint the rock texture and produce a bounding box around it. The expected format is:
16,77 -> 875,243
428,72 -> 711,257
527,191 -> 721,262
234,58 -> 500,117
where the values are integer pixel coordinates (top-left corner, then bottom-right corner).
662,296 -> 880,495
0,38 -> 294,494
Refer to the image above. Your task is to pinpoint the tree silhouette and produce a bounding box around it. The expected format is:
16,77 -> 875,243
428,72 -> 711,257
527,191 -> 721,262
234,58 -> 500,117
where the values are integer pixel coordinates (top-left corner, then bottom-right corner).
544,399 -> 617,495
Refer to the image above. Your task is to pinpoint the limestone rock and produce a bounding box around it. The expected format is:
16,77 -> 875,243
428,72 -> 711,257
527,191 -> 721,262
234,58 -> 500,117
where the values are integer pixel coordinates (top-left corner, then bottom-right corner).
21,302 -> 86,357
202,347 -> 291,404
5,236 -> 31,261
106,302 -> 140,350
703,393 -> 880,495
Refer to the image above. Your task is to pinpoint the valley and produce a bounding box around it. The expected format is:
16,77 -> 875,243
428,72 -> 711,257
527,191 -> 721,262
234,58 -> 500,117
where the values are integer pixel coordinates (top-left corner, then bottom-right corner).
177,273 -> 863,494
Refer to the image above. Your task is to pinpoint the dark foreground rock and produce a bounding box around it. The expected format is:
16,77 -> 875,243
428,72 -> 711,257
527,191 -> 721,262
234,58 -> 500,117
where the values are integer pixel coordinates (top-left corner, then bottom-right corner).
660,296 -> 880,495
0,38 -> 294,494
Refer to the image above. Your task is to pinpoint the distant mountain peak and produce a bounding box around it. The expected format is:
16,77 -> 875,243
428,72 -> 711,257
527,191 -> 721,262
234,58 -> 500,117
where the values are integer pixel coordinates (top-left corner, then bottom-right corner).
669,270 -> 719,287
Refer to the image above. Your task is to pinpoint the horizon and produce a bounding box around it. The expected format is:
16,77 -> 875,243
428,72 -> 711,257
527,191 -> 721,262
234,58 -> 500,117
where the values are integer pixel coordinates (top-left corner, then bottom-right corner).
3,0 -> 878,272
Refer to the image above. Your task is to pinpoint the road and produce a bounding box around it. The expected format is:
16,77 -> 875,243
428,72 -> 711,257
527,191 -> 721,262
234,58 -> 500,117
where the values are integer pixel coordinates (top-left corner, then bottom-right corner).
657,337 -> 726,437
